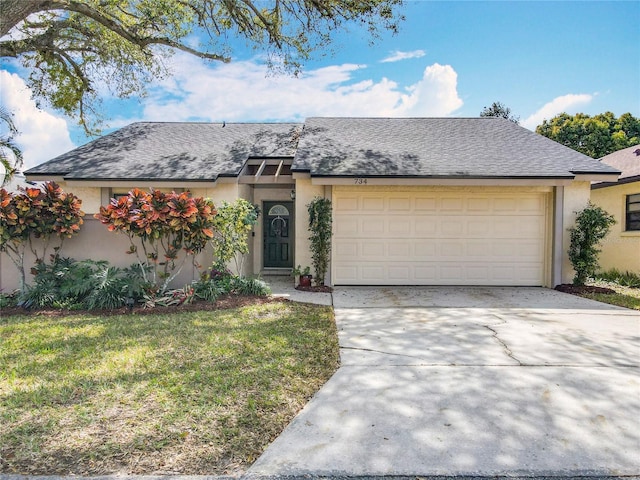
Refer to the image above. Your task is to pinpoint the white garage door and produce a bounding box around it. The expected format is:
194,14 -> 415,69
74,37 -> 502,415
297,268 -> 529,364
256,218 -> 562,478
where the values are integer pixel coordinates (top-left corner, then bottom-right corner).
333,187 -> 549,286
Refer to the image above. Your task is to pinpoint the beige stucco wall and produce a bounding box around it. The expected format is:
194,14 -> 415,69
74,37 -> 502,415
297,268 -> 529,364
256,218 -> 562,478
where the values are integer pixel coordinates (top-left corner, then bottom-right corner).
591,182 -> 640,274
0,182 -> 254,292
293,178 -> 327,282
561,181 -> 592,284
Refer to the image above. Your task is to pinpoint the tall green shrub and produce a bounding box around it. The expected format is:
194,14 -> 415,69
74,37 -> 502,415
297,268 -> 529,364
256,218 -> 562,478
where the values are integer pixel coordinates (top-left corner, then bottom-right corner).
568,203 -> 616,285
210,199 -> 259,274
307,197 -> 332,286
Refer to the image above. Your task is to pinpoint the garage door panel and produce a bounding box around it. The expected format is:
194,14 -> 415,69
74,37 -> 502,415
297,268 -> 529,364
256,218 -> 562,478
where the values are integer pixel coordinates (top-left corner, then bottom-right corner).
389,197 -> 411,211
334,217 -> 359,235
333,189 -> 548,286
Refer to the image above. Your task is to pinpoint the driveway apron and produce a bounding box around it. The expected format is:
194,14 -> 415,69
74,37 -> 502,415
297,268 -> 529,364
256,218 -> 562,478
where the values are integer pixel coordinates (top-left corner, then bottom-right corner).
247,287 -> 640,477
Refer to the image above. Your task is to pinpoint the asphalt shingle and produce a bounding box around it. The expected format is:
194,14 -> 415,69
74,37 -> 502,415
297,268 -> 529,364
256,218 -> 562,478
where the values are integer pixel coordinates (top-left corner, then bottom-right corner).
26,122 -> 302,181
292,117 -> 621,178
25,118 -> 620,181
598,144 -> 640,180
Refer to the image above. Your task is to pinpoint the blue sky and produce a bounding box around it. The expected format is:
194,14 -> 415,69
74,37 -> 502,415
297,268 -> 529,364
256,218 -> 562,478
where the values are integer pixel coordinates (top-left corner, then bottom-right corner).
1,1 -> 638,170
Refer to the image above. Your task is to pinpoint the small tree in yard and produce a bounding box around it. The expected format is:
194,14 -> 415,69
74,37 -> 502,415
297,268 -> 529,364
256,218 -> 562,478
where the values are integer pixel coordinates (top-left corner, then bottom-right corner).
308,197 -> 332,286
568,203 -> 616,286
0,182 -> 84,293
95,189 -> 216,292
210,199 -> 260,274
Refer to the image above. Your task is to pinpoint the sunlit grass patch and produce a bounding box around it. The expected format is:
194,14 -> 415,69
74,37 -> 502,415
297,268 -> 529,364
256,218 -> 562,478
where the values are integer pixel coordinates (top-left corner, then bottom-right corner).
0,301 -> 338,475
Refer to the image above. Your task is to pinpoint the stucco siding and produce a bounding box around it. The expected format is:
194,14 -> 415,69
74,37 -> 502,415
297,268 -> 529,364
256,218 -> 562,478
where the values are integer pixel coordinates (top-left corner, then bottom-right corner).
0,183 -> 251,292
561,181 -> 591,284
591,182 -> 640,274
0,219 -> 210,292
294,178 -> 326,282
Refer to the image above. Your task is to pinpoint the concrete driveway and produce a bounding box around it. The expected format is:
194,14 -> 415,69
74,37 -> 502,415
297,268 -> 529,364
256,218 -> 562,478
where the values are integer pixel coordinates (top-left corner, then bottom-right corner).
248,287 -> 640,478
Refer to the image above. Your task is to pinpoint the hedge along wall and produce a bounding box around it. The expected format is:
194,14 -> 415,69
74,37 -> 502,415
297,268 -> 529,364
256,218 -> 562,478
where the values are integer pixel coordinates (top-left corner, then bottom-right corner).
0,218 -> 214,292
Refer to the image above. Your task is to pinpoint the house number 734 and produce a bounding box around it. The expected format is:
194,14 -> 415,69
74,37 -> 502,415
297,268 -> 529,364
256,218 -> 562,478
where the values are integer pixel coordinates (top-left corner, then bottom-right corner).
354,178 -> 368,185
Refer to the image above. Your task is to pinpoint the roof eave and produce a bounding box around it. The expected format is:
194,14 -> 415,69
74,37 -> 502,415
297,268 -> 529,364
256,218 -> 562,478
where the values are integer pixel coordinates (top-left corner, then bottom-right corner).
592,174 -> 640,189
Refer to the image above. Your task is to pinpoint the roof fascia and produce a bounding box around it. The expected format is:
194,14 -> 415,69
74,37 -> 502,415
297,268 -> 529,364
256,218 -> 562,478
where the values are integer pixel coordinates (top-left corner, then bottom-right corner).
591,175 -> 640,190
309,176 -> 574,187
572,173 -> 620,182
48,179 -> 223,188
24,174 -> 66,183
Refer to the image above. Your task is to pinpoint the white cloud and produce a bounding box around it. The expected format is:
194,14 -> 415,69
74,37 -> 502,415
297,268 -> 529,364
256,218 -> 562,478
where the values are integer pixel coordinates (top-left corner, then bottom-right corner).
521,93 -> 593,130
0,70 -> 75,170
142,54 -> 462,121
380,50 -> 426,63
398,63 -> 464,116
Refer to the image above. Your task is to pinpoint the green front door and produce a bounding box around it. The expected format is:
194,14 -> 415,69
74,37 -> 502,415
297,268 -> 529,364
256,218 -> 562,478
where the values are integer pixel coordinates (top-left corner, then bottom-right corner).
263,201 -> 294,268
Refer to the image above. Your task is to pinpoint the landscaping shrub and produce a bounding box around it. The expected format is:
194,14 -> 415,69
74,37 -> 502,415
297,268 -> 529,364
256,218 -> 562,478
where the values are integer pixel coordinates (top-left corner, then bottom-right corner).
20,257 -> 150,310
0,182 -> 84,293
193,277 -> 225,302
0,290 -> 17,308
597,269 -> 640,288
568,203 -> 616,286
95,189 -> 216,292
210,199 -> 260,274
307,197 -> 332,286
232,276 -> 271,296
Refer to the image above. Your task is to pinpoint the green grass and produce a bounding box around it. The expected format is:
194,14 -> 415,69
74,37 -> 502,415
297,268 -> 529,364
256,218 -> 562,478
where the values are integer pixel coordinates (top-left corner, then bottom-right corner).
0,302 -> 339,475
584,278 -> 640,310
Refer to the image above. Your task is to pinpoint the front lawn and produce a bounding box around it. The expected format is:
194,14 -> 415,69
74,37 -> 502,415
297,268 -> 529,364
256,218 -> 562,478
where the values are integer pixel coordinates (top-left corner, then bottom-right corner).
0,301 -> 338,475
583,279 -> 640,310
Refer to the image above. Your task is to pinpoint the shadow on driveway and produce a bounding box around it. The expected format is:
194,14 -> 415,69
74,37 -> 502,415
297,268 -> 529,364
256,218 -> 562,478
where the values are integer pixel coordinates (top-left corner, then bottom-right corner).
248,287 -> 640,477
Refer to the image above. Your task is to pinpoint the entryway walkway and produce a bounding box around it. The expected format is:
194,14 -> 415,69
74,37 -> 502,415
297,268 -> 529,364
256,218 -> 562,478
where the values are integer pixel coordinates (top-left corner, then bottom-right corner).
263,275 -> 332,306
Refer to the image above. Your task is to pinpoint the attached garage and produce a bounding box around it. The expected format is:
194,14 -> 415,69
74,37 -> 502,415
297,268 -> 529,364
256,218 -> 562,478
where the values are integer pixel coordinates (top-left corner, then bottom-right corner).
332,186 -> 550,286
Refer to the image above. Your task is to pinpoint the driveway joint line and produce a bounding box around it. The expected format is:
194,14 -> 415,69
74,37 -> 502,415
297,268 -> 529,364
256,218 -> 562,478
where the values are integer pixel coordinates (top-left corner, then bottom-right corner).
340,345 -> 428,361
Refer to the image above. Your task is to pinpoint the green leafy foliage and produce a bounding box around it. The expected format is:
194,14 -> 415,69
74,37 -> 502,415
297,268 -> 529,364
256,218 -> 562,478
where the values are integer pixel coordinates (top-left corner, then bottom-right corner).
192,268 -> 270,301
307,197 -> 332,286
232,277 -> 271,296
1,0 -> 404,134
291,265 -> 311,276
0,107 -> 23,185
479,101 -> 519,124
596,269 -> 640,288
95,189 -> 216,292
193,278 -> 224,302
210,199 -> 260,273
568,203 -> 616,286
0,290 -> 17,308
536,112 -> 640,158
0,182 -> 84,293
19,257 -> 150,310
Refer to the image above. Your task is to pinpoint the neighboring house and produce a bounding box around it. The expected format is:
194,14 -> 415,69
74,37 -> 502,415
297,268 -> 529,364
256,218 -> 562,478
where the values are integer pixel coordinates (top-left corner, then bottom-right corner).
591,144 -> 640,273
1,117 -> 620,291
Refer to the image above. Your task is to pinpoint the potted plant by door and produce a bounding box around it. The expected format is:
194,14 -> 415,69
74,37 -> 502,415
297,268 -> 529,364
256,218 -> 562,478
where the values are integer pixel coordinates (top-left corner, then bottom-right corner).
292,265 -> 313,287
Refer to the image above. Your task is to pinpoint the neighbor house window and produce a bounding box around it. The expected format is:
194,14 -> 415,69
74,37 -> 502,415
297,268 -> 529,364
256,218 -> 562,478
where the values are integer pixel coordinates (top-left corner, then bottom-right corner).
627,194 -> 640,231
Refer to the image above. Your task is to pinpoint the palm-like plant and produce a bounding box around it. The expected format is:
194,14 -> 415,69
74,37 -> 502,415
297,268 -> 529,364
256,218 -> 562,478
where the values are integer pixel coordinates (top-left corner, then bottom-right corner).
0,107 -> 23,186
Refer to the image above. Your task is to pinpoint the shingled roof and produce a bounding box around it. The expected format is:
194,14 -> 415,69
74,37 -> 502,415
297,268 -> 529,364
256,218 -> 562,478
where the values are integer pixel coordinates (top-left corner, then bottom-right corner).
26,122 -> 302,181
292,117 -> 621,179
26,117 -> 620,182
592,144 -> 640,189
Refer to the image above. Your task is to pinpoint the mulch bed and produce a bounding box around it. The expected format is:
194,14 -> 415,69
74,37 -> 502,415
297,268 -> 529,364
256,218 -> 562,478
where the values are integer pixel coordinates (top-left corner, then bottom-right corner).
0,294 -> 281,318
555,284 -> 615,295
295,284 -> 333,293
